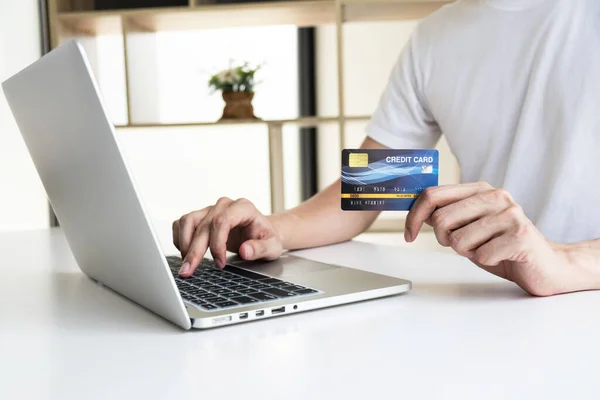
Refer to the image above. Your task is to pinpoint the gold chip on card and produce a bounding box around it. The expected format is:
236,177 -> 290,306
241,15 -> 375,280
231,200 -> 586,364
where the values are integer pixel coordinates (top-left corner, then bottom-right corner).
349,153 -> 369,167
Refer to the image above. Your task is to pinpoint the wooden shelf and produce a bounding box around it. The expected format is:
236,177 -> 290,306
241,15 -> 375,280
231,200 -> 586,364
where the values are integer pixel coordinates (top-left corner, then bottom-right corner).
59,13 -> 123,36
57,0 -> 448,35
114,115 -> 371,129
342,0 -> 450,23
58,1 -> 336,35
131,1 -> 335,32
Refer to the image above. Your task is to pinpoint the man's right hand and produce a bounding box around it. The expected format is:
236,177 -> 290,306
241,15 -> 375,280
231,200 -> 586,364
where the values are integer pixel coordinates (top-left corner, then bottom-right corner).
172,197 -> 283,277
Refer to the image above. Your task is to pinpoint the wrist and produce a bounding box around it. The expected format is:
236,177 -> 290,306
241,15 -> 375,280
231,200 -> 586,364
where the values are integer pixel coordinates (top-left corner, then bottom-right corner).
554,243 -> 600,293
267,211 -> 301,251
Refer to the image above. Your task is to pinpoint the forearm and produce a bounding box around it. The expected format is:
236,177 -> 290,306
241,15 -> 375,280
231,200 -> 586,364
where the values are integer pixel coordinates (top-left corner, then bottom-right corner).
555,239 -> 600,293
268,179 -> 379,251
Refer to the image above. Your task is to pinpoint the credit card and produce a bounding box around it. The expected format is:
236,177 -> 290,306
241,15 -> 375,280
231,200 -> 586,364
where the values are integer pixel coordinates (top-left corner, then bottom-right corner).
341,149 -> 439,211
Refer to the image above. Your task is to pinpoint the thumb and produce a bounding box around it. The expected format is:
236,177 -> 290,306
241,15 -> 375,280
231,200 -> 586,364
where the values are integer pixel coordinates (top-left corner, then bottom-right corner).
239,237 -> 281,261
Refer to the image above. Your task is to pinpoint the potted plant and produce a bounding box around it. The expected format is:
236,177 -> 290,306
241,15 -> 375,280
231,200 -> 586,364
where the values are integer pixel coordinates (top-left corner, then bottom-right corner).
208,62 -> 262,120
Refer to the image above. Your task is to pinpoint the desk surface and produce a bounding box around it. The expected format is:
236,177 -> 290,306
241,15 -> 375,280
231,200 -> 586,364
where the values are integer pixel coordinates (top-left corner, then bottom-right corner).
1,228 -> 599,399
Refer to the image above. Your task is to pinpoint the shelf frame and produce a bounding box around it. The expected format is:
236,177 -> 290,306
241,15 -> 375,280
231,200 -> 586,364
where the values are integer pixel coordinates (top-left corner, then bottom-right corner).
46,0 -> 445,224
54,0 -> 450,36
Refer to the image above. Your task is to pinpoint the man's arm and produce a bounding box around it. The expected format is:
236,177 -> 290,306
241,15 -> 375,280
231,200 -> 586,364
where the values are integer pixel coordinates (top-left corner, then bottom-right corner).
555,240 -> 600,294
174,137 -> 387,276
267,138 -> 385,250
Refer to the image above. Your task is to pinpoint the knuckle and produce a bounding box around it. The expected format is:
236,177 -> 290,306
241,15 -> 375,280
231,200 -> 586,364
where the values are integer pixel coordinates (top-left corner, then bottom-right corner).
474,247 -> 490,265
172,220 -> 178,230
477,181 -> 493,190
431,209 -> 448,229
420,187 -> 437,206
449,231 -> 465,253
216,196 -> 232,205
179,213 -> 189,224
212,214 -> 229,229
515,220 -> 531,239
235,197 -> 251,206
492,188 -> 513,203
433,226 -> 450,247
421,186 -> 436,198
505,205 -> 524,221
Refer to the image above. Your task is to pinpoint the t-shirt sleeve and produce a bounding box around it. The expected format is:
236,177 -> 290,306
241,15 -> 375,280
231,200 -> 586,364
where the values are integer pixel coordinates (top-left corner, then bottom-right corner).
366,31 -> 441,149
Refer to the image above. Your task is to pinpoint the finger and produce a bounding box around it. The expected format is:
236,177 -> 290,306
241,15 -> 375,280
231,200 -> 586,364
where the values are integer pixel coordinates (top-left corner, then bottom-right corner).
178,208 -> 210,257
430,188 -> 516,246
447,206 -> 521,258
405,182 -> 493,242
172,219 -> 180,250
179,198 -> 233,275
472,233 -> 522,270
470,207 -> 536,267
179,225 -> 210,277
209,198 -> 257,268
239,237 -> 282,261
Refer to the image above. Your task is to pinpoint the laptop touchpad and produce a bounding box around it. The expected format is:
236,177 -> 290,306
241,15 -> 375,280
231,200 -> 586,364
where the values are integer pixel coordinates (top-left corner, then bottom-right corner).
227,254 -> 339,278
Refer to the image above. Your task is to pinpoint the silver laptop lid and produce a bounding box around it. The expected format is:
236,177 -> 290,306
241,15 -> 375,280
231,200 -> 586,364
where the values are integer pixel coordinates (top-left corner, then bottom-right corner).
2,40 -> 191,329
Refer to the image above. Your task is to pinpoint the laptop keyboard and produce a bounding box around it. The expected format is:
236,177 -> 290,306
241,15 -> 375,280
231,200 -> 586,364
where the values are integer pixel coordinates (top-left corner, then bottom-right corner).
166,256 -> 319,312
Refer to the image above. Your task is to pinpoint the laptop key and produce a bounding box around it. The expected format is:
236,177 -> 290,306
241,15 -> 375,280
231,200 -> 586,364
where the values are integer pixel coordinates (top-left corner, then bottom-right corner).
196,292 -> 214,300
214,301 -> 239,308
258,278 -> 283,284
262,288 -> 297,298
278,285 -> 300,292
230,296 -> 259,305
248,292 -> 278,301
295,288 -> 318,295
212,288 -> 235,295
205,296 -> 222,303
271,282 -> 292,287
252,284 -> 271,290
238,288 -> 258,295
218,281 -> 239,288
246,281 -> 266,287
200,304 -> 218,310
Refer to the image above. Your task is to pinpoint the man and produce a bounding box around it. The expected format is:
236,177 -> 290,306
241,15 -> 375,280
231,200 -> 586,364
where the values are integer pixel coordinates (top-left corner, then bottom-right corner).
173,0 -> 600,296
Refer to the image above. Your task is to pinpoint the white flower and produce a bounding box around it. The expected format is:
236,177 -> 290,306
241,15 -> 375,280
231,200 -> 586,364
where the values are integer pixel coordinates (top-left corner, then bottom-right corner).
216,68 -> 240,84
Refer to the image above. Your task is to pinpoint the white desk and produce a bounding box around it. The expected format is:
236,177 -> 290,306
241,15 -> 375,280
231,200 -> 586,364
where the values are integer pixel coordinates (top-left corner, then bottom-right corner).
1,228 -> 599,400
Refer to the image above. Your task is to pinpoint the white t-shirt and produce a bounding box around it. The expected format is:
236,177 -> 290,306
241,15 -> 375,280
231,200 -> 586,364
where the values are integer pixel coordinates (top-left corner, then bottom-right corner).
366,0 -> 600,244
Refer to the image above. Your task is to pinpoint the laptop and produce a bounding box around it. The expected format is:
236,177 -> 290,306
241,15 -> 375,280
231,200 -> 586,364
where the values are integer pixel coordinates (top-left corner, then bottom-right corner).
2,40 -> 411,330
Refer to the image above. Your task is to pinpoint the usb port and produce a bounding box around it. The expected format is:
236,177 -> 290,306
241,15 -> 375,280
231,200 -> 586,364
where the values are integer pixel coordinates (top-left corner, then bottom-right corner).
271,306 -> 285,315
239,313 -> 248,320
255,310 -> 265,317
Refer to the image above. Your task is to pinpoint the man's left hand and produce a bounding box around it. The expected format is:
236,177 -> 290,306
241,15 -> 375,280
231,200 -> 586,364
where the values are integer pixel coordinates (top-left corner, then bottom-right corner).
405,182 -> 570,296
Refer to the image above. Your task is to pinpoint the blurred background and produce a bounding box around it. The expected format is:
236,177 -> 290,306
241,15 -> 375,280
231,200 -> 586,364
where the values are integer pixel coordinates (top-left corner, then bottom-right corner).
0,0 -> 460,237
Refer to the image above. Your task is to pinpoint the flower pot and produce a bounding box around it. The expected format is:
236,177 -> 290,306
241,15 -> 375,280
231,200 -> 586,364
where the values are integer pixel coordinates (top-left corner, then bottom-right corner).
220,91 -> 257,120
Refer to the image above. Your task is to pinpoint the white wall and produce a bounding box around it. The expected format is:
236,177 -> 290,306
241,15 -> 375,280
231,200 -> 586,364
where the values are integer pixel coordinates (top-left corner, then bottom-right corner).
0,0 -> 49,231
